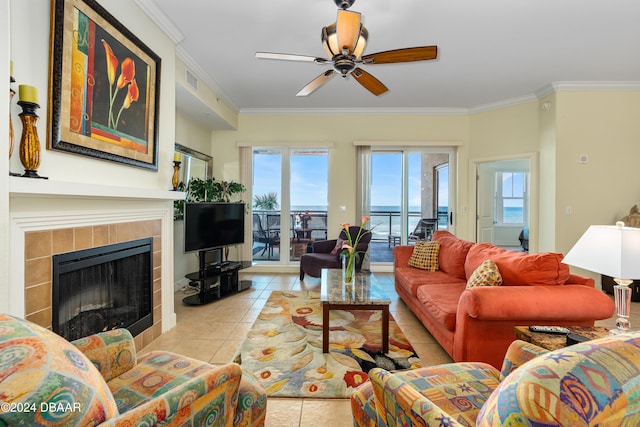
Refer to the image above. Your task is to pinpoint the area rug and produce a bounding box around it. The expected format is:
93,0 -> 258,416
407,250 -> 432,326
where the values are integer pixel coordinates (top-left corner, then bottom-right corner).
233,290 -> 422,398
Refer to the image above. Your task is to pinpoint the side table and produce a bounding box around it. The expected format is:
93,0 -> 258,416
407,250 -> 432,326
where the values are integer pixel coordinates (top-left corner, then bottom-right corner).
513,326 -> 610,351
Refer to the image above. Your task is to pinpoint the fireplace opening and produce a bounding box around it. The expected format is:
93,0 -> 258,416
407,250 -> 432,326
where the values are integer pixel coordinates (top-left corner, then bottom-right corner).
52,238 -> 153,341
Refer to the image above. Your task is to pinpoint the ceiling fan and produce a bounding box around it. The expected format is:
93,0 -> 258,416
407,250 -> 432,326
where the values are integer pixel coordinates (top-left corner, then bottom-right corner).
256,0 -> 438,97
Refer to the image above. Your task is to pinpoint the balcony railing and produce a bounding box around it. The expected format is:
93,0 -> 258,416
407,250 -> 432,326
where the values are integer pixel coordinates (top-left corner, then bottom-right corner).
369,210 -> 449,242
252,208 -> 448,250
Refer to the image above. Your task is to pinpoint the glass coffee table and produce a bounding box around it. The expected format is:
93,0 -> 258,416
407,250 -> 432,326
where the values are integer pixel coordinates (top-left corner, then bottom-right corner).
320,268 -> 392,353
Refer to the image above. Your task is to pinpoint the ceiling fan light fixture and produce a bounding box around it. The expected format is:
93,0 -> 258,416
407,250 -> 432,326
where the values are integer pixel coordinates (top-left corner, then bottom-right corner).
321,10 -> 367,58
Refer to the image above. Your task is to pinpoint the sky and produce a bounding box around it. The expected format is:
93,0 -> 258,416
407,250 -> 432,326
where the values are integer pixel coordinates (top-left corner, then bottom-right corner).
253,150 -> 449,210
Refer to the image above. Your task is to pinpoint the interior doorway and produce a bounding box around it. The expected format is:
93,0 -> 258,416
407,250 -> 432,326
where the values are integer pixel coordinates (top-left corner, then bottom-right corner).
475,156 -> 535,252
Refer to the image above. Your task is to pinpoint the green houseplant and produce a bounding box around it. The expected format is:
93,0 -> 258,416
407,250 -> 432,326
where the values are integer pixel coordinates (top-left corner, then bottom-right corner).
174,178 -> 246,220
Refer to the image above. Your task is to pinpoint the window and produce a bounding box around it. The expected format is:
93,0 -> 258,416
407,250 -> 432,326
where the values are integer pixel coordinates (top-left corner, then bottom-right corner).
495,171 -> 526,225
362,148 -> 454,263
252,148 -> 328,264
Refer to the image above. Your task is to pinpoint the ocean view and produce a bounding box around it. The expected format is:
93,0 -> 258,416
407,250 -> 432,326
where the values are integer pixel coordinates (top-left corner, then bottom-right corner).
288,205 -> 523,238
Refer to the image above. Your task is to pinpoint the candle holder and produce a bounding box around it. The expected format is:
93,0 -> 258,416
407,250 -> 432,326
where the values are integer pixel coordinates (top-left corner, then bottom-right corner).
9,75 -> 15,159
17,101 -> 47,179
172,160 -> 181,190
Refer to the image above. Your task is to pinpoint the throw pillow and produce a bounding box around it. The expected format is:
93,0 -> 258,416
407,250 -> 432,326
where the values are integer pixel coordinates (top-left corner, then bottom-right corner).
467,259 -> 503,288
407,241 -> 440,271
331,238 -> 346,255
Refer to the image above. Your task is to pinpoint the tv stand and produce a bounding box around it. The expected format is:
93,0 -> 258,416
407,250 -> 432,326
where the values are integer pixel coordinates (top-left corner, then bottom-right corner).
182,250 -> 252,306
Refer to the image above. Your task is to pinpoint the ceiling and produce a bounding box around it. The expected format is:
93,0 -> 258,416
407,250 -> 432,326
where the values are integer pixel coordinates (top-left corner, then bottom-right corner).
140,0 -> 640,117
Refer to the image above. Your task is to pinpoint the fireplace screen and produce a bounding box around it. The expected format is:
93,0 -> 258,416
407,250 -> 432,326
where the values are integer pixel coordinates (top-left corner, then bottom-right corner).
52,238 -> 153,341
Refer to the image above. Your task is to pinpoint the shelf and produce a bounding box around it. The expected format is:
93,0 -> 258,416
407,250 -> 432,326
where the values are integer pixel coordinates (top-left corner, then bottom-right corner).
9,176 -> 185,201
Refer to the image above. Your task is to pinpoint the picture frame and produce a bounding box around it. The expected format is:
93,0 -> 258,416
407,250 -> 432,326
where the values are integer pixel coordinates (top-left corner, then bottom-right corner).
48,0 -> 161,170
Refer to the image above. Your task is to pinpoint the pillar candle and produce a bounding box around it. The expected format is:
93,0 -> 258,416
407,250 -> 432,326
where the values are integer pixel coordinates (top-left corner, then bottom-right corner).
173,152 -> 181,162
19,85 -> 38,104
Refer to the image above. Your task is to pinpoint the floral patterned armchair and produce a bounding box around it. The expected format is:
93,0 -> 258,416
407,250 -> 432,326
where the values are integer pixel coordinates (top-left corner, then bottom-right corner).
352,333 -> 640,426
0,314 -> 267,426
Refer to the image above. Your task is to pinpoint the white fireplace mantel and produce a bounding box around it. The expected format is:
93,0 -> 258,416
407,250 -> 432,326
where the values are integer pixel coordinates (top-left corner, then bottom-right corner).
10,176 -> 186,201
7,177 -> 184,336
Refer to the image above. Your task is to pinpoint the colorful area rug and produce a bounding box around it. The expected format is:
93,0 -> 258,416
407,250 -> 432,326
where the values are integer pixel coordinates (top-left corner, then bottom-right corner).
234,290 -> 422,398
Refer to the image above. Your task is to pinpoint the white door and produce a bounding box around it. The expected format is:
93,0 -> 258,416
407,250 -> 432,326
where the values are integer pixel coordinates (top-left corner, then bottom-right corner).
476,158 -> 530,247
476,163 -> 495,243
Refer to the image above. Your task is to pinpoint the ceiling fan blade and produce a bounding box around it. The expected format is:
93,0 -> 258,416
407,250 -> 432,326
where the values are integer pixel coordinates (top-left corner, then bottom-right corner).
352,68 -> 388,96
296,70 -> 336,96
361,46 -> 438,64
256,52 -> 329,64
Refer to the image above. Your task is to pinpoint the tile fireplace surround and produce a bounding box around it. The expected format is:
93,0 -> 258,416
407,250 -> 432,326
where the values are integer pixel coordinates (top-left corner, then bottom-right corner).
7,178 -> 181,351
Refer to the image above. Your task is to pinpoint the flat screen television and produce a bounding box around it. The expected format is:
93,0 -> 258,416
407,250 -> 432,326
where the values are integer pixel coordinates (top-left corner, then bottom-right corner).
184,202 -> 245,253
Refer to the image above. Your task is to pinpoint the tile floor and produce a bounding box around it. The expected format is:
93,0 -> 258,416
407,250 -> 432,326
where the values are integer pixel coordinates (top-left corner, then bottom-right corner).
140,272 -> 639,427
139,272 -> 451,426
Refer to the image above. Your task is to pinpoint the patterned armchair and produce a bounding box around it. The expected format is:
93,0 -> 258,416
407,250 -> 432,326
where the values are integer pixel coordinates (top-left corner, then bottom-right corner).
352,332 -> 640,426
0,314 -> 267,426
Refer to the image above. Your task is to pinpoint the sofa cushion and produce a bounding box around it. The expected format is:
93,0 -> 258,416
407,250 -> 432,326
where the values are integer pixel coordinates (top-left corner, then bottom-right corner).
416,282 -> 466,331
407,241 -> 440,271
0,314 -> 119,426
464,243 -> 570,286
433,230 -> 475,280
467,259 -> 502,288
395,268 -> 467,297
330,238 -> 346,255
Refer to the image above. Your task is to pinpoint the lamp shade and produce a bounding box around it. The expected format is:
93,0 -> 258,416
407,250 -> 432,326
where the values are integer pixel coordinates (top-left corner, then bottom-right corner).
322,10 -> 368,59
563,223 -> 640,279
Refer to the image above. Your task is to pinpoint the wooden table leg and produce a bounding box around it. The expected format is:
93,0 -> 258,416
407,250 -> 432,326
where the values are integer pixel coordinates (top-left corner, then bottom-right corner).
382,306 -> 389,353
322,303 -> 329,353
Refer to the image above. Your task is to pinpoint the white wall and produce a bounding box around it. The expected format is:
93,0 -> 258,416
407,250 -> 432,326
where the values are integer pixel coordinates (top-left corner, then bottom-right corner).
1,0 -> 11,312
212,113 -> 472,240
555,91 -> 640,254
9,0 -> 176,190
207,92 -> 640,269
173,111 -> 212,287
4,0 -> 178,316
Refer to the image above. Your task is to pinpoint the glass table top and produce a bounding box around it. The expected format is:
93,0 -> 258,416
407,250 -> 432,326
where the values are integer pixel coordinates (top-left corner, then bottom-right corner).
320,269 -> 391,305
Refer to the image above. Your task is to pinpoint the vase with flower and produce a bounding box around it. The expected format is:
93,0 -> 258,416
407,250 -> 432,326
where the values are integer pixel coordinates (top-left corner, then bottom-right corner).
340,216 -> 372,285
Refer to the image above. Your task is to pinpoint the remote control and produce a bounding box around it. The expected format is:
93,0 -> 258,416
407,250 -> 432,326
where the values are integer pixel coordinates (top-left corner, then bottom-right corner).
528,326 -> 570,334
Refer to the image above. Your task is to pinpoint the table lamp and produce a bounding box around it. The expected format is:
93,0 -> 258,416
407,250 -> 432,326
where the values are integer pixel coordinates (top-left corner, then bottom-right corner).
563,221 -> 640,334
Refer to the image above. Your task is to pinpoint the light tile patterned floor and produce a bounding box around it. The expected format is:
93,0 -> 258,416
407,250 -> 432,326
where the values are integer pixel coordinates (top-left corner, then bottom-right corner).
140,271 -> 638,427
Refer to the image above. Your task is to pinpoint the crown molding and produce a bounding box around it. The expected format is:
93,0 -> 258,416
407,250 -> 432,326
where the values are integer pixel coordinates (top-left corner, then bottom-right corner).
135,0 -> 239,113
133,0 -> 184,44
239,107 -> 469,116
551,81 -> 640,92
241,82 -> 640,117
468,93 -> 539,114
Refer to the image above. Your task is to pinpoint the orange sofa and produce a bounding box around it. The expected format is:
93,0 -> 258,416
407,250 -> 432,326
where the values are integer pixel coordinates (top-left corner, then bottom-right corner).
394,230 -> 615,368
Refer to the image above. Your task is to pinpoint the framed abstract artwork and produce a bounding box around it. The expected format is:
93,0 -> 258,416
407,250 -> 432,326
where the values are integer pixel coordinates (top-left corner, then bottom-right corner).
48,0 -> 161,170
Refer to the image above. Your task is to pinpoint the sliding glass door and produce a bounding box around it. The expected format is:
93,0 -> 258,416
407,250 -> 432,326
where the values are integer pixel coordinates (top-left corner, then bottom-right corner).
252,148 -> 328,264
364,148 -> 454,263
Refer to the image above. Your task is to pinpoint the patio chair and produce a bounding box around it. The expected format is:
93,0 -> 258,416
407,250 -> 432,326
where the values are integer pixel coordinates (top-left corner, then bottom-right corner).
408,218 -> 438,242
299,226 -> 372,280
252,213 -> 279,258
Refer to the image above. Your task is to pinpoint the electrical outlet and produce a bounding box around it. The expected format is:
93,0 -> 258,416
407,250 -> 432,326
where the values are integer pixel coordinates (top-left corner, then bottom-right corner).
566,206 -> 573,215
578,154 -> 589,164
